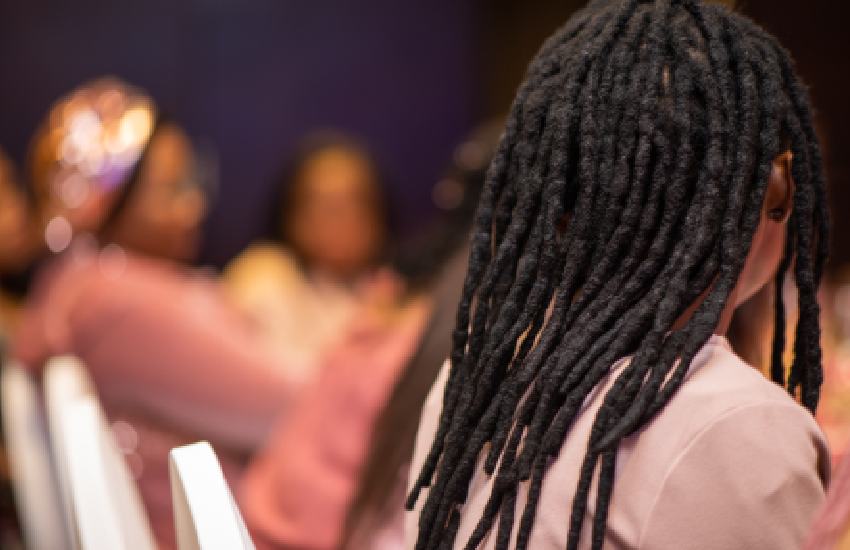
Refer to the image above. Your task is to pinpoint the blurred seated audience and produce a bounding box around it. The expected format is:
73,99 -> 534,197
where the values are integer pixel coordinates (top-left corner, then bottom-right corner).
10,77 -> 290,548
11,118 -> 497,549
0,149 -> 38,340
222,132 -> 390,384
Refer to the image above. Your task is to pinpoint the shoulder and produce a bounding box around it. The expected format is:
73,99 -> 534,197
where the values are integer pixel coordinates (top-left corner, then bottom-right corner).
684,338 -> 807,408
639,400 -> 828,549
637,341 -> 830,549
656,337 -> 826,453
659,337 -> 830,489
225,242 -> 298,278
222,242 -> 302,294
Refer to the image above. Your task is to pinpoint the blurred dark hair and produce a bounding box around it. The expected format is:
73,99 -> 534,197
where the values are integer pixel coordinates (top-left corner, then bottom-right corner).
392,120 -> 504,289
339,119 -> 502,547
264,130 -> 392,263
99,113 -> 174,236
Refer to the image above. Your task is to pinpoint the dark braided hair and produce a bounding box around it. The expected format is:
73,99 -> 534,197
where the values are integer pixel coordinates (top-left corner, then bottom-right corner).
405,1 -> 829,549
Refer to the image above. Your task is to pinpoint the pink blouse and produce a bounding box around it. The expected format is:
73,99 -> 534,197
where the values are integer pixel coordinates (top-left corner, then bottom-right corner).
12,243 -> 297,547
406,336 -> 830,549
240,303 -> 427,550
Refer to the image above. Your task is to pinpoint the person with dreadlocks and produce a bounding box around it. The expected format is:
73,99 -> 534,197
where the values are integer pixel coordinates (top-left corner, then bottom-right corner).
404,1 -> 830,549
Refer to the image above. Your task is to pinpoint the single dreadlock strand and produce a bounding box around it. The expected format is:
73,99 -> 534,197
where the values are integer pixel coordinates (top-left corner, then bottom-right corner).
772,224 -> 795,384
565,444 -> 603,550
512,458 -> 546,550
590,450 -> 618,549
494,485 -> 519,550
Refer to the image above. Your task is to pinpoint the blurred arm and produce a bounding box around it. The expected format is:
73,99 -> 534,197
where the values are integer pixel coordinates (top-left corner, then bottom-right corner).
239,299 -> 428,549
14,254 -> 298,451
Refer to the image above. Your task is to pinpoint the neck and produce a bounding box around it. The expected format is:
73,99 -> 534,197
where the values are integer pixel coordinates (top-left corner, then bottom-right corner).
672,283 -> 738,337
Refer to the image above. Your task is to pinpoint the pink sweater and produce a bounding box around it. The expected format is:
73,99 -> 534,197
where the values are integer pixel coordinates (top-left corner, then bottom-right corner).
406,336 -> 830,549
240,301 -> 427,550
14,242 -> 428,549
13,243 -> 297,547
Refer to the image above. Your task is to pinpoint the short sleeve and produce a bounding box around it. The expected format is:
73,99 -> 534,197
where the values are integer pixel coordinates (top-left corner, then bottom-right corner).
640,402 -> 829,550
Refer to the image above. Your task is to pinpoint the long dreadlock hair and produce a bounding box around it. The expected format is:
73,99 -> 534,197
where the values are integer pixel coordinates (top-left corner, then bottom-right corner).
406,1 -> 829,549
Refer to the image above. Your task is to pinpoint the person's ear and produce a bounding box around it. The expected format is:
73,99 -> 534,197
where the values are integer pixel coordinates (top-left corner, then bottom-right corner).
764,150 -> 794,223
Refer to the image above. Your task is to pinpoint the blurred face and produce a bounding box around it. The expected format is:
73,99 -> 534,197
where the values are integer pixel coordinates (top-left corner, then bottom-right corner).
0,154 -> 35,272
285,147 -> 386,279
106,124 -> 205,262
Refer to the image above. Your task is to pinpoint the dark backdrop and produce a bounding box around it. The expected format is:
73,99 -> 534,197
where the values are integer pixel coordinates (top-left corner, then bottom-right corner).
0,0 -> 480,266
1,0 -> 847,267
741,0 -> 850,267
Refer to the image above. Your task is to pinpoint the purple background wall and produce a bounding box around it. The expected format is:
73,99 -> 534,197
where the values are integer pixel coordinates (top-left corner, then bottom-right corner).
2,0 -> 848,266
0,0 -> 480,266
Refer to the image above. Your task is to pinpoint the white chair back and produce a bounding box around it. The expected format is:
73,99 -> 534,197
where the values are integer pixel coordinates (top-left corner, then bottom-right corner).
44,355 -> 156,550
1,361 -> 72,549
169,441 -> 255,550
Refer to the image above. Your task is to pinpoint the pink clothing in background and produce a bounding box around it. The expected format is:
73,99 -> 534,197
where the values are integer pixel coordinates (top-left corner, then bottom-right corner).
806,449 -> 850,549
12,242 -> 298,547
240,302 -> 427,550
406,336 -> 830,550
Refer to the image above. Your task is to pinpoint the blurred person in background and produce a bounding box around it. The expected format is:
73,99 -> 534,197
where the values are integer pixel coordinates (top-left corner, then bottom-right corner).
222,132 -> 391,385
0,149 -> 38,340
239,121 -> 500,550
8,77 -> 472,549
11,77 -> 297,549
25,78 -> 204,264
9,119 -> 497,549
